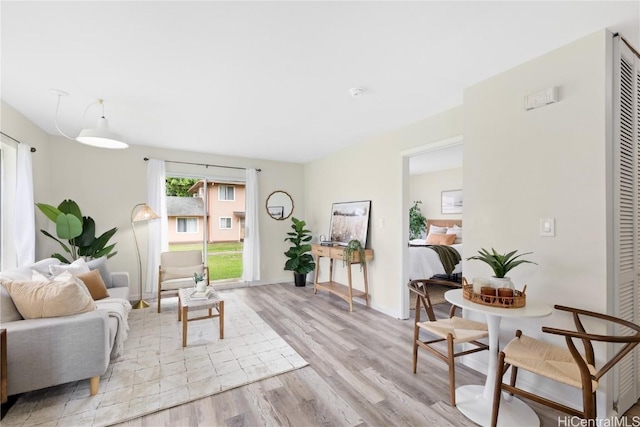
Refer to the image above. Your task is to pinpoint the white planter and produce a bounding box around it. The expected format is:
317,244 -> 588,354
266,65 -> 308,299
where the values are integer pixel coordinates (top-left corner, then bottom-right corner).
195,281 -> 207,293
489,277 -> 514,289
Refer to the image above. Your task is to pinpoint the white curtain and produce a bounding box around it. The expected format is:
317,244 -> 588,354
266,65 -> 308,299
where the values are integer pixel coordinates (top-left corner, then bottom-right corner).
14,143 -> 35,266
242,168 -> 261,282
145,159 -> 168,294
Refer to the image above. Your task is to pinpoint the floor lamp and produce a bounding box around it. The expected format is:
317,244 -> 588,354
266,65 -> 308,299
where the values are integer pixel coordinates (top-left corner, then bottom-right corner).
131,203 -> 160,309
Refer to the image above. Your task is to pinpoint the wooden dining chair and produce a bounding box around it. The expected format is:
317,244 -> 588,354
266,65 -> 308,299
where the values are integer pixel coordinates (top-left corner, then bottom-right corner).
408,279 -> 489,405
491,305 -> 640,426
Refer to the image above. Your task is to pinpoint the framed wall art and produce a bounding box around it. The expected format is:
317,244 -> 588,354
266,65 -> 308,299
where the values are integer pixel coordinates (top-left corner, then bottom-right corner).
441,190 -> 463,214
329,200 -> 371,247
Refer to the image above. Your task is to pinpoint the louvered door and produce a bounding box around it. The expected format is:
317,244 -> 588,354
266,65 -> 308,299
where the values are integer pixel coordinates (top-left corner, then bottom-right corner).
613,35 -> 640,415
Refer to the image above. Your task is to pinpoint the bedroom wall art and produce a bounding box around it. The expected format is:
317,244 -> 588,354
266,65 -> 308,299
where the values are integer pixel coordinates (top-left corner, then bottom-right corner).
441,190 -> 463,214
329,200 -> 371,247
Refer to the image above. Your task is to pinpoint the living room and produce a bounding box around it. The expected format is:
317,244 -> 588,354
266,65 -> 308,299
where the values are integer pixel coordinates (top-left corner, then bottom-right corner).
1,1 -> 639,426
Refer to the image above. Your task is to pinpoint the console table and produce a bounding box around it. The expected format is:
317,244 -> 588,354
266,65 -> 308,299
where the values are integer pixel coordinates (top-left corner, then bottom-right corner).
311,244 -> 374,311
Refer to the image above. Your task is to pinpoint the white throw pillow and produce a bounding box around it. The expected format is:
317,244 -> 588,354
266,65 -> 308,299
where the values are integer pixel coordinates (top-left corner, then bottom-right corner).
49,258 -> 90,276
429,225 -> 448,235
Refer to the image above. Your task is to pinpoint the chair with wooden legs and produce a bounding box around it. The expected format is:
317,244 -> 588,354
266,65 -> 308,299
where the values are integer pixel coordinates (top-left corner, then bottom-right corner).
408,279 -> 489,405
158,250 -> 209,313
491,305 -> 640,427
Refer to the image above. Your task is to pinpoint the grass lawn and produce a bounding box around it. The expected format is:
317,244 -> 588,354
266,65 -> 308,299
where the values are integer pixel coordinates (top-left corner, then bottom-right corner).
169,242 -> 243,280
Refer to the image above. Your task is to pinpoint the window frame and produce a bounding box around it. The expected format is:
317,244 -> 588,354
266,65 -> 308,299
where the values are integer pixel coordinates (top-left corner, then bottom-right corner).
218,185 -> 235,201
176,217 -> 199,234
219,217 -> 232,230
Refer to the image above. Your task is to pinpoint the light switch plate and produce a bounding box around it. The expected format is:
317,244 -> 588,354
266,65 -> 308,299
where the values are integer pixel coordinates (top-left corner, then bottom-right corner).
539,218 -> 555,237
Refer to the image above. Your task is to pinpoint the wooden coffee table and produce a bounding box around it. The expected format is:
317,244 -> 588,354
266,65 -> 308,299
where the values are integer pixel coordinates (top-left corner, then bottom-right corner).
177,287 -> 224,347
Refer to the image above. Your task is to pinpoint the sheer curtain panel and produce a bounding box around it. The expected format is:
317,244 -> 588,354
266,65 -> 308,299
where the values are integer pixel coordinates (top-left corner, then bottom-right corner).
242,168 -> 261,282
14,143 -> 35,266
145,159 -> 168,295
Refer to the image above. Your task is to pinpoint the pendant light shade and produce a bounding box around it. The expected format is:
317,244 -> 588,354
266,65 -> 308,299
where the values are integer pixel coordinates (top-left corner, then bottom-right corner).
53,90 -> 129,149
76,117 -> 128,149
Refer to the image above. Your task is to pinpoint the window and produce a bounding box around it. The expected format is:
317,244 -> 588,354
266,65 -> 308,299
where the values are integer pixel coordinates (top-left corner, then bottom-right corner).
219,217 -> 232,229
218,185 -> 235,201
176,217 -> 198,233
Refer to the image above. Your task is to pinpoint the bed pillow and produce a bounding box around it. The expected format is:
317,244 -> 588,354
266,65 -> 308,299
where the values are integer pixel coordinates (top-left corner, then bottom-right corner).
77,269 -> 110,300
446,226 -> 463,244
429,225 -> 448,235
1,277 -> 96,319
426,233 -> 456,245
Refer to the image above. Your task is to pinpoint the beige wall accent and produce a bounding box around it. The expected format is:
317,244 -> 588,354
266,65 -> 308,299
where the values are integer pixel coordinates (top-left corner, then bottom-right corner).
410,167 -> 463,222
305,106 -> 464,317
463,29 -> 611,412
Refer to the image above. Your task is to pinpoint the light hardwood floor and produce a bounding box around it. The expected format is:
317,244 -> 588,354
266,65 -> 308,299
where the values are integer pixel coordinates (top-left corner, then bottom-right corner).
117,282 -> 639,427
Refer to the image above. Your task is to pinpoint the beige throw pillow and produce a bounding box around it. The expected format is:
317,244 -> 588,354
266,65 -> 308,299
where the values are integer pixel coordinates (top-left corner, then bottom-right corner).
161,264 -> 204,281
426,233 -> 456,245
77,269 -> 110,300
1,278 -> 96,319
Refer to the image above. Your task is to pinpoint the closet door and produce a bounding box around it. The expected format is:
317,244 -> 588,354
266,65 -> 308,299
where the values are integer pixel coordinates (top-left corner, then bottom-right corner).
613,35 -> 640,415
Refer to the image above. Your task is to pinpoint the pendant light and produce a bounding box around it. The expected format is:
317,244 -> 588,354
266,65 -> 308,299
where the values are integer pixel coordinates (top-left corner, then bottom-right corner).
53,90 -> 128,149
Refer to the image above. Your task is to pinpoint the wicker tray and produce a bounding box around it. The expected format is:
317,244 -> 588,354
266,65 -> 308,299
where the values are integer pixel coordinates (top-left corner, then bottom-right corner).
462,278 -> 526,308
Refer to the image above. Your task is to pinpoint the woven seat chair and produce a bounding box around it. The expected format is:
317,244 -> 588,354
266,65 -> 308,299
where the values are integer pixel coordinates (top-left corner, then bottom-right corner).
408,279 -> 489,405
158,250 -> 209,313
491,305 -> 640,426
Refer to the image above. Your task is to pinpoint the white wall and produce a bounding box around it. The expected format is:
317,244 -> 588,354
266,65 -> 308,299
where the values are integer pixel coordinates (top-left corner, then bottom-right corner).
305,107 -> 463,317
1,102 -> 307,296
409,167 -> 463,222
463,30 -> 612,412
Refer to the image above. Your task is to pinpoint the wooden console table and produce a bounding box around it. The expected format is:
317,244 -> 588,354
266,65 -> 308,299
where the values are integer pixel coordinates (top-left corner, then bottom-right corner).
312,244 -> 374,311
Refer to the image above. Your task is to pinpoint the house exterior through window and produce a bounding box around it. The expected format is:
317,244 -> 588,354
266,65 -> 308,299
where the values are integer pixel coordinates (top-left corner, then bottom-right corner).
176,217 -> 198,233
219,217 -> 232,229
218,185 -> 235,201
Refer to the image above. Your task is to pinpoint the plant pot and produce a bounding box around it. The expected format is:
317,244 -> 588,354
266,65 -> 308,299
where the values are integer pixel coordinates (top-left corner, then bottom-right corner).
489,277 -> 514,289
294,273 -> 307,287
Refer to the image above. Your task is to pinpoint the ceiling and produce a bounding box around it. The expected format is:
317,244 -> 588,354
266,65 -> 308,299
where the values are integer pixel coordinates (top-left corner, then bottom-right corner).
2,2 -> 638,164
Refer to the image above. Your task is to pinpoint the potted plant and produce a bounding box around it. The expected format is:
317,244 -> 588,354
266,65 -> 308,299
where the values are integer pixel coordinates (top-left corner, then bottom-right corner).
284,217 -> 316,287
36,199 -> 118,263
343,239 -> 366,271
467,248 -> 537,288
409,200 -> 427,240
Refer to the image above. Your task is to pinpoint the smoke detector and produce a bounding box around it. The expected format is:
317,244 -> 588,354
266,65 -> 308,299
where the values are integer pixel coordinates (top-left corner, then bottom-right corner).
349,87 -> 365,97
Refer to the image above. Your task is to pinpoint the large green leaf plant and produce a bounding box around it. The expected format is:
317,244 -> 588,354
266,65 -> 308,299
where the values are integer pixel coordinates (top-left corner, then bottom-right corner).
36,199 -> 118,263
284,217 -> 316,275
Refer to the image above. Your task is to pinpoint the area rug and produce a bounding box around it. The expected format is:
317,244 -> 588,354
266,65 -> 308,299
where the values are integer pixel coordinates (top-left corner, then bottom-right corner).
1,291 -> 308,427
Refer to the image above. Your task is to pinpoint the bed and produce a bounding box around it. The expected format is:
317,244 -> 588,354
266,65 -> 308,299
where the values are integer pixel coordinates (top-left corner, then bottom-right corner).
408,219 -> 463,286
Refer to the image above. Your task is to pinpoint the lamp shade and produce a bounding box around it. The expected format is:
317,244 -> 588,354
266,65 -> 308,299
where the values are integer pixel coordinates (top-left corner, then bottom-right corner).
131,204 -> 160,223
76,117 -> 128,149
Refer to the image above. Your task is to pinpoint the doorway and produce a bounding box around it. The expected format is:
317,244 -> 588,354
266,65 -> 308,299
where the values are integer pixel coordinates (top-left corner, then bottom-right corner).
401,136 -> 463,319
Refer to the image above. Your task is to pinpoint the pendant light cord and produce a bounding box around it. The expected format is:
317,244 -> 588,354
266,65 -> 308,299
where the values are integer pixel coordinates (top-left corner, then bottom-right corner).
54,93 -> 75,141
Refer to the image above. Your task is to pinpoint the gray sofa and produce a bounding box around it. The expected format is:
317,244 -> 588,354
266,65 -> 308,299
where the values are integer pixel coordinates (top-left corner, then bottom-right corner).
0,258 -> 130,397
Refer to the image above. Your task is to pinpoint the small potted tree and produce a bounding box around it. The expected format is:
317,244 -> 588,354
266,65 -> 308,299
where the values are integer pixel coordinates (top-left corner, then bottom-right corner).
284,217 -> 316,287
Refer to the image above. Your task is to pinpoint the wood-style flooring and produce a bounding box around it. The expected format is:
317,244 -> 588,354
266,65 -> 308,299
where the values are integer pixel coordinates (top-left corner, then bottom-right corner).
116,282 -> 639,427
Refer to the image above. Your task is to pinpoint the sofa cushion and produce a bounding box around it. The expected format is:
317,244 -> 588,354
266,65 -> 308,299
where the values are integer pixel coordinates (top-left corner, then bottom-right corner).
0,283 -> 22,322
106,286 -> 129,300
161,264 -> 204,281
1,277 -> 96,319
86,256 -> 113,288
49,258 -> 90,277
77,269 -> 110,300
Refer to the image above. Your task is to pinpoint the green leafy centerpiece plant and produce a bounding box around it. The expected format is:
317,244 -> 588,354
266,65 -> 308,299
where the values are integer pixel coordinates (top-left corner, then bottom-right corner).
467,248 -> 537,289
193,272 -> 207,294
284,217 -> 316,287
36,199 -> 118,263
